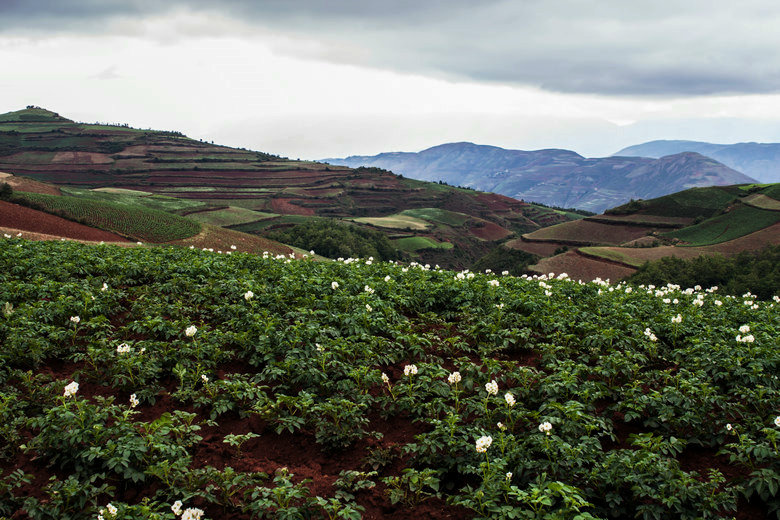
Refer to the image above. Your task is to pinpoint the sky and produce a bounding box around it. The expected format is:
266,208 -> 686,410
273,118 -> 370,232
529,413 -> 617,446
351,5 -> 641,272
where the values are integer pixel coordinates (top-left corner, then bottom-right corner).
4,0 -> 780,159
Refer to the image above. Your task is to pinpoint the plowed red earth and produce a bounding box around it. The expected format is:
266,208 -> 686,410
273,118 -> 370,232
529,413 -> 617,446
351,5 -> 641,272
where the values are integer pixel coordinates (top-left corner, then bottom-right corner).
0,200 -> 129,242
9,360 -> 472,520
271,198 -> 315,216
531,250 -> 636,281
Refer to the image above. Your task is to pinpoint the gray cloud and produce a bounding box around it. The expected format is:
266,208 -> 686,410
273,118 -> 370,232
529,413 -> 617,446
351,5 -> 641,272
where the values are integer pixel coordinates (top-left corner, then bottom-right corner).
4,0 -> 780,96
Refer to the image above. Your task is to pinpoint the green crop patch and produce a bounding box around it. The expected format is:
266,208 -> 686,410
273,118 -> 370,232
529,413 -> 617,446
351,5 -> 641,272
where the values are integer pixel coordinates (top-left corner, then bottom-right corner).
12,192 -> 201,242
401,208 -> 470,227
393,236 -> 454,251
187,207 -> 277,227
664,204 -> 780,246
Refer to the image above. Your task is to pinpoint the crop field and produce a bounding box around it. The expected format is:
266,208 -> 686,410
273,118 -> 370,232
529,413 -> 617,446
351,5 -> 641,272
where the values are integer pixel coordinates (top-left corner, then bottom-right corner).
400,208 -> 470,227
523,220 -> 658,246
575,222 -> 780,269
60,187 -> 207,214
0,238 -> 777,519
627,187 -> 741,218
13,192 -> 201,242
186,207 -> 277,227
743,194 -> 780,211
353,214 -> 431,231
392,236 -> 455,251
664,205 -> 780,246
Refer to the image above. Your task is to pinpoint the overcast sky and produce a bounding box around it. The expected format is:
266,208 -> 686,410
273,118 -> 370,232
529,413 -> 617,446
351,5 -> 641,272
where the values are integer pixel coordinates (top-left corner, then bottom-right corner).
4,0 -> 780,158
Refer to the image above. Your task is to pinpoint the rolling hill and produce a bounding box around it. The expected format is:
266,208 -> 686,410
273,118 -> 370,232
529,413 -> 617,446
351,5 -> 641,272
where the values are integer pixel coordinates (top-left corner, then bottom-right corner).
615,140 -> 780,183
325,142 -> 756,213
0,108 -> 581,268
505,183 -> 780,281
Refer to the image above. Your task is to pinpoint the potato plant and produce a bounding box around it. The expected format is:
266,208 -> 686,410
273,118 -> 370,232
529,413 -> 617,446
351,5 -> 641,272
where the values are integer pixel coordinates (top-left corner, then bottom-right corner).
0,236 -> 778,519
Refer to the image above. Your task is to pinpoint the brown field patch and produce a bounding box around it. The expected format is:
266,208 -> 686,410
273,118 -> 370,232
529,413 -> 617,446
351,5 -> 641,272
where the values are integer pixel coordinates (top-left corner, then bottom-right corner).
587,214 -> 693,226
585,222 -> 780,266
524,219 -> 659,245
468,221 -> 513,240
0,200 -> 129,242
504,238 -> 565,256
530,250 -> 636,282
52,151 -> 113,165
475,192 -> 524,211
1,173 -> 61,195
270,198 -> 315,216
166,224 -> 292,255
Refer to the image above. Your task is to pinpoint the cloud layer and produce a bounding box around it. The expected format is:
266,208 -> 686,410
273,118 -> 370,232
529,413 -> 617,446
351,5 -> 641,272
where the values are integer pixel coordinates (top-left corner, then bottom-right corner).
5,0 -> 780,96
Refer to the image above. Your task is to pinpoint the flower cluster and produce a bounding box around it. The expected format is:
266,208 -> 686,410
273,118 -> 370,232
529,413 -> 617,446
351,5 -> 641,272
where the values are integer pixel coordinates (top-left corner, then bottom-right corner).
538,421 -> 553,435
447,371 -> 461,385
475,435 -> 492,453
671,314 -> 682,324
171,500 -> 204,520
63,381 -> 79,398
485,380 -> 498,396
97,503 -> 117,520
364,285 -> 375,294
735,334 -> 755,343
504,392 -> 516,407
403,364 -> 418,376
185,325 -> 197,337
116,343 -> 131,354
69,316 -> 80,324
129,393 -> 139,408
643,328 -> 658,342
244,290 -> 254,301
331,281 -> 339,290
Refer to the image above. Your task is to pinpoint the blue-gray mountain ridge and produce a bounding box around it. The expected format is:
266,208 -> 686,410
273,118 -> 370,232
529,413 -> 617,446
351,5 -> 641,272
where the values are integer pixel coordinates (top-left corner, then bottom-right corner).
614,140 -> 780,184
324,142 -> 755,213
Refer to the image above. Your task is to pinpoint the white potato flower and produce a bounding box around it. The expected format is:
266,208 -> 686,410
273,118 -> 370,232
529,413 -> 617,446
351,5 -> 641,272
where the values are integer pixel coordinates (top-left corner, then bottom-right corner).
63,381 -> 79,398
475,435 -> 492,453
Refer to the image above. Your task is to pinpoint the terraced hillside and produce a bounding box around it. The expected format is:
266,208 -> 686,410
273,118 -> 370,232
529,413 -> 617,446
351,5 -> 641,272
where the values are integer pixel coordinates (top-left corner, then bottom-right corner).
506,184 -> 780,281
0,108 -> 580,267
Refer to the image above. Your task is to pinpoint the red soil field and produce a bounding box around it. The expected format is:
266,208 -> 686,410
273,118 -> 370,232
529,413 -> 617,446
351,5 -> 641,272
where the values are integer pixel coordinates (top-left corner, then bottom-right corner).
504,238 -> 565,256
51,151 -> 114,165
530,250 -> 636,281
468,221 -> 512,241
0,200 -> 129,242
524,219 -> 661,246
271,198 -> 315,216
474,192 -> 524,211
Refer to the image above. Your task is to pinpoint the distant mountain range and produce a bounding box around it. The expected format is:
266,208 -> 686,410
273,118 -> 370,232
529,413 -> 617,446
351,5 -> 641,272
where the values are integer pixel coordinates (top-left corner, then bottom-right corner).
325,143 -> 756,213
614,140 -> 780,183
